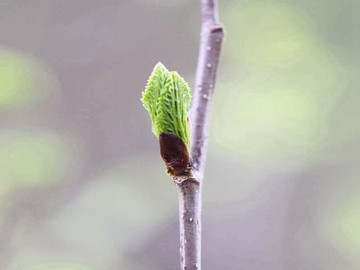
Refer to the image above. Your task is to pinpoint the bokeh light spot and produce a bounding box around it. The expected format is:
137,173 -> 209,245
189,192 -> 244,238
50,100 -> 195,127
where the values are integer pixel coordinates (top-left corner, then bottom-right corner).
0,47 -> 51,111
0,131 -> 73,198
224,1 -> 316,68
24,263 -> 93,270
321,191 -> 360,258
212,79 -> 324,163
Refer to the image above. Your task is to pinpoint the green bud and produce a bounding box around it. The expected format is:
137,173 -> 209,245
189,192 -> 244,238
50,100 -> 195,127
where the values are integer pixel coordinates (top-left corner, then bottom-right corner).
141,62 -> 191,149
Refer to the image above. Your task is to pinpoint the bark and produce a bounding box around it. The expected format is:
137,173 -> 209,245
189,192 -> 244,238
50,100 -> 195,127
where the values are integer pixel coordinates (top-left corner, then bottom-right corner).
175,1 -> 224,269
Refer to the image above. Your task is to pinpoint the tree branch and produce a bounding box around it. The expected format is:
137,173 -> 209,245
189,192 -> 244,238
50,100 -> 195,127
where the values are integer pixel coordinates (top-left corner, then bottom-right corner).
175,1 -> 224,269
191,0 -> 223,177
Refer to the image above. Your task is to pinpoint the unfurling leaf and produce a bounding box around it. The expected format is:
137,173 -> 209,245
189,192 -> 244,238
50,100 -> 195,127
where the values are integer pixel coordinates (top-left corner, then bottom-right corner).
141,62 -> 169,136
141,62 -> 191,149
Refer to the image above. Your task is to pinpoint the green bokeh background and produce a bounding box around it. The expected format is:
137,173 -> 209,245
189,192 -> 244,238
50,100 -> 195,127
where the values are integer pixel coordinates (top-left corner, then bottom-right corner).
0,0 -> 359,269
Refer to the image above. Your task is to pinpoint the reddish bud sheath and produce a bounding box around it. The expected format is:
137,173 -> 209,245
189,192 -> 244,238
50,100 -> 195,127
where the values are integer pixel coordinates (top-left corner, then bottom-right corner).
159,132 -> 191,176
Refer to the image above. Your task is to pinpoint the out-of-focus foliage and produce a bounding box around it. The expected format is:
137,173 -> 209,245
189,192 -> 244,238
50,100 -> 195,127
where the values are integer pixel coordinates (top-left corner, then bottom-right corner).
0,47 -> 52,111
320,182 -> 360,259
47,156 -> 176,254
24,263 -> 93,270
4,156 -> 175,270
225,1 -> 316,67
0,132 -> 72,192
212,0 -> 350,165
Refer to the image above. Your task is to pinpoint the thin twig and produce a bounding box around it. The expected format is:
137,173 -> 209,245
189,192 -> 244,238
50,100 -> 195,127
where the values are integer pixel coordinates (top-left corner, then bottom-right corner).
175,1 -> 224,269
191,0 -> 223,177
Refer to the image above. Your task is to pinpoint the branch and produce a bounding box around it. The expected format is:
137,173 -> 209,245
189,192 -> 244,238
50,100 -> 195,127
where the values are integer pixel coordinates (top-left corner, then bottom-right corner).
191,0 -> 224,177
176,1 -> 224,269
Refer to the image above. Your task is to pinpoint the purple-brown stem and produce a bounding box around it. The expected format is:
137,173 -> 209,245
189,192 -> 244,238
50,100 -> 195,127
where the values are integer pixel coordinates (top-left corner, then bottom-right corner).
175,1 -> 224,269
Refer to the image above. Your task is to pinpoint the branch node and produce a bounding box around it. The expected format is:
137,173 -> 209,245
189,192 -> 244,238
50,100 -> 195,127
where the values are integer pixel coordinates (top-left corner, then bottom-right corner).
209,24 -> 224,33
173,175 -> 200,185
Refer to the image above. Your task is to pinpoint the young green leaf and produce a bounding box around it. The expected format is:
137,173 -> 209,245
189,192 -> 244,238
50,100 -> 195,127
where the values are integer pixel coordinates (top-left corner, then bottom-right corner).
141,63 -> 191,148
141,62 -> 169,136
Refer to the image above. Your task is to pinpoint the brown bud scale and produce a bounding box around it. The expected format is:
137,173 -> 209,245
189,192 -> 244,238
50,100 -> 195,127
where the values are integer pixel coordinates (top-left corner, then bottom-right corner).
159,132 -> 191,176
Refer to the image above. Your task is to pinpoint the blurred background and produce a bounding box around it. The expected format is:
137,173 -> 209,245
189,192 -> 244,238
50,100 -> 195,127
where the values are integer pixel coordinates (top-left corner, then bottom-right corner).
0,0 -> 359,269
